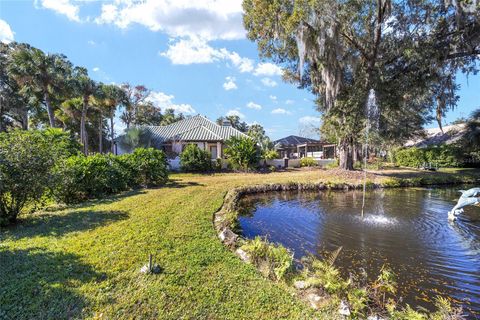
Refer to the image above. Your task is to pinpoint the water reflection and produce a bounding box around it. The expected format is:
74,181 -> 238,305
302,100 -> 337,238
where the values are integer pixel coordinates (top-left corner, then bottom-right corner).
238,187 -> 480,316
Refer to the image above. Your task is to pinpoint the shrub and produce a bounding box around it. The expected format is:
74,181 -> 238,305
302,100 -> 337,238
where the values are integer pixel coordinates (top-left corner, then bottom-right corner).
300,157 -> 317,167
0,129 -> 80,226
54,148 -> 169,204
395,146 -> 462,168
53,154 -> 129,203
224,136 -> 259,171
180,144 -> 212,172
124,148 -> 169,187
241,236 -> 293,281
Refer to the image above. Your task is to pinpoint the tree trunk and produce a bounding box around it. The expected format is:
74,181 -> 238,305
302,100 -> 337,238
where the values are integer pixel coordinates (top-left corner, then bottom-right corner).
80,95 -> 89,155
44,92 -> 56,127
98,114 -> 103,154
0,97 -> 4,132
338,139 -> 354,170
110,111 -> 115,154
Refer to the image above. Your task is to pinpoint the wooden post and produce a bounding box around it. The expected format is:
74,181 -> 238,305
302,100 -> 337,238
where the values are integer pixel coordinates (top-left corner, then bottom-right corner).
148,254 -> 153,272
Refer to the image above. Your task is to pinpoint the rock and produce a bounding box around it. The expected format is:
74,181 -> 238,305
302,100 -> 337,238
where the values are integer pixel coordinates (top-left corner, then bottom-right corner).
305,292 -> 330,309
219,228 -> 238,247
140,264 -> 162,274
235,248 -> 250,263
140,264 -> 150,273
338,300 -> 351,317
294,280 -> 307,290
367,315 -> 385,320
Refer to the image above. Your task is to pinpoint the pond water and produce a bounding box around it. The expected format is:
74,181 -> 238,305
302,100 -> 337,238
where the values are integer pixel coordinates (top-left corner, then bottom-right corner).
238,187 -> 480,316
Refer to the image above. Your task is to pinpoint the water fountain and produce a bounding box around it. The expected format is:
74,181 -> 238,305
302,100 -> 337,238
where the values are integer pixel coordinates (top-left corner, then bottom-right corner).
361,89 -> 380,216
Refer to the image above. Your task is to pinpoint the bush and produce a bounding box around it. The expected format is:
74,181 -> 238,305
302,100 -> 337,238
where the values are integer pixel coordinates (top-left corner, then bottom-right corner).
394,145 -> 462,168
0,129 -> 80,226
54,148 -> 169,204
300,157 -> 317,167
123,148 -> 169,187
180,144 -> 212,172
224,136 -> 259,171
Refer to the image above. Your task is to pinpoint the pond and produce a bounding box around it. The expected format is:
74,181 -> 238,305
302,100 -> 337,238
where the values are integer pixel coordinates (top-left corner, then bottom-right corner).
238,187 -> 480,316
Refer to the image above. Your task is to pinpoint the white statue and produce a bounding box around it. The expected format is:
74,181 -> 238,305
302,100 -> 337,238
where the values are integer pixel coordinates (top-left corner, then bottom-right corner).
448,188 -> 480,221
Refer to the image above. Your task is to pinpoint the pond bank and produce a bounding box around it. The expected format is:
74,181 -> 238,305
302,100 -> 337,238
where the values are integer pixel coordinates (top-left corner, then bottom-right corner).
213,168 -> 480,318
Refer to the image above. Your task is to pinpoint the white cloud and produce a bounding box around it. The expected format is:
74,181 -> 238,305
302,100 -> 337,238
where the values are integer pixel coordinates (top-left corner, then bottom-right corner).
92,67 -> 100,72
254,62 -> 283,77
271,108 -> 291,115
226,109 -> 245,118
285,99 -> 294,105
160,37 -> 221,65
37,0 -> 81,22
0,19 -> 14,44
95,0 -> 245,41
87,40 -> 96,45
221,49 -> 254,73
223,76 -> 237,91
261,78 -> 277,87
160,38 -> 254,74
269,95 -> 277,101
246,101 -> 262,110
147,91 -> 196,114
299,116 -> 321,125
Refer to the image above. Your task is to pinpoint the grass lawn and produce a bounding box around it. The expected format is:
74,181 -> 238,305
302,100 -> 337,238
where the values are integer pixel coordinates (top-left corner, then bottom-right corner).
1,168 -> 479,319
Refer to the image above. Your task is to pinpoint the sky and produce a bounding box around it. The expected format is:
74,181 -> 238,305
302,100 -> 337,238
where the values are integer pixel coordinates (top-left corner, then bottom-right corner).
0,0 -> 478,140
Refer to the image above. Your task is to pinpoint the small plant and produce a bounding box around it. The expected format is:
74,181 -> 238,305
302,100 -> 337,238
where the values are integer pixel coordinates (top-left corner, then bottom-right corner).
179,143 -> 212,172
325,159 -> 339,169
241,236 -> 293,281
371,265 -> 397,310
300,157 -> 317,167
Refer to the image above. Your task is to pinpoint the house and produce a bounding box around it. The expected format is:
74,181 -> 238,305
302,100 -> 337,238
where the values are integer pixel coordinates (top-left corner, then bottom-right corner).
273,135 -> 336,159
404,123 -> 466,148
117,115 -> 247,159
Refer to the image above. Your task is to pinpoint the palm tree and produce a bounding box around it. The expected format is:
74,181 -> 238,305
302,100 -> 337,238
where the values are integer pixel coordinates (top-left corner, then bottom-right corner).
8,45 -> 72,127
98,84 -> 127,153
72,67 -> 97,154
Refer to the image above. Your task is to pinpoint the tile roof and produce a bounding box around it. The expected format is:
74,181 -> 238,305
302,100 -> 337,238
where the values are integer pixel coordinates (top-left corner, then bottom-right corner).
145,115 -> 247,143
273,135 -> 321,147
404,123 -> 466,147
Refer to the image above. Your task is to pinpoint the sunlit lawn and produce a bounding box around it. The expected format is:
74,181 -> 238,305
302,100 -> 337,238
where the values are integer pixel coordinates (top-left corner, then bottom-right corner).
1,168 -> 479,319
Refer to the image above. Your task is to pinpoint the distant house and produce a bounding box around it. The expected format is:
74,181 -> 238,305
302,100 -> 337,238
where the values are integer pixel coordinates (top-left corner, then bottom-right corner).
273,135 -> 336,159
117,115 -> 247,159
404,123 -> 466,148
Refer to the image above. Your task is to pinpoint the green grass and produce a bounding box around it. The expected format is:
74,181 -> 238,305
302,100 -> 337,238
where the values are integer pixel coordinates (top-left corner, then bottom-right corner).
1,168 -> 479,319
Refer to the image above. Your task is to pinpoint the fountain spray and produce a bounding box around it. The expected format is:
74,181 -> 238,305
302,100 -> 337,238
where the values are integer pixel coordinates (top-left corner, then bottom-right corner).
361,89 -> 379,217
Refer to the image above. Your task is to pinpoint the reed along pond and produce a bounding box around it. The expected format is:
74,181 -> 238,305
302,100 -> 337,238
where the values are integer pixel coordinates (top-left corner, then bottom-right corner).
238,187 -> 480,316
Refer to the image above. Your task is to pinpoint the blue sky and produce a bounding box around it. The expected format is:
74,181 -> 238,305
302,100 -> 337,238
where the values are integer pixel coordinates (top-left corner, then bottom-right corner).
0,0 -> 478,140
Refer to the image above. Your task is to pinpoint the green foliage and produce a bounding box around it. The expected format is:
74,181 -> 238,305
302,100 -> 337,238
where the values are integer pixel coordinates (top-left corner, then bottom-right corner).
179,144 -> 212,172
241,236 -> 293,281
53,148 -> 168,204
300,157 -> 317,167
118,127 -> 152,152
122,148 -> 169,187
263,149 -> 279,160
394,146 -> 461,168
224,136 -> 259,171
325,159 -> 339,169
0,129 -> 79,226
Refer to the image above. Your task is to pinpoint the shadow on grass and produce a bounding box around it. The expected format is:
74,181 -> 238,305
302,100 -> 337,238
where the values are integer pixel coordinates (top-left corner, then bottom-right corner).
165,179 -> 205,188
0,247 -> 104,319
2,210 -> 129,240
